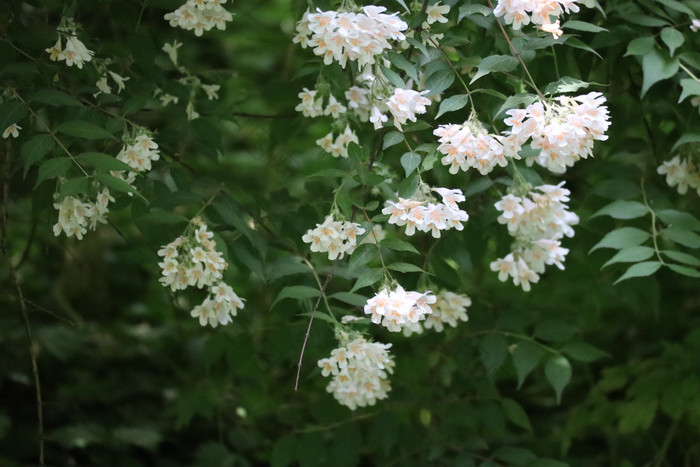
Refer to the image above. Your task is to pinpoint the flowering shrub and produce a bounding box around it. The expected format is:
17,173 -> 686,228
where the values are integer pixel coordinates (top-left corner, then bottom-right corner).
2,0 -> 700,466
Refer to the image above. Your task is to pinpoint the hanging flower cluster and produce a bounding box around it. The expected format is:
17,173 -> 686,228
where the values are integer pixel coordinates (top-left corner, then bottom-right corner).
493,0 -> 595,38
490,183 -> 579,291
363,285 -> 436,332
316,126 -> 359,159
111,130 -> 160,187
434,114 -> 514,175
164,0 -> 233,36
158,218 -> 244,327
95,71 -> 129,97
381,88 -> 431,131
45,20 -> 94,69
403,290 -> 471,335
502,92 -> 610,173
658,156 -> 700,196
382,186 -> 469,238
294,6 -> 408,68
302,215 -> 366,260
53,188 -> 114,240
318,333 -> 395,410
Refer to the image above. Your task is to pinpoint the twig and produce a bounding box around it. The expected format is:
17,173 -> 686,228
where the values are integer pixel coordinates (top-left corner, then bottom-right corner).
294,260 -> 336,392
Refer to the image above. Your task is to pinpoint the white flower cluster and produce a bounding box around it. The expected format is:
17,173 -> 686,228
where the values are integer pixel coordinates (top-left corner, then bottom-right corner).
493,0 -> 595,38
157,218 -> 228,291
295,84 -> 374,122
434,115 -> 515,175
3,123 -> 21,139
658,156 -> 700,196
95,71 -> 129,97
53,189 -> 114,240
404,290 -> 471,335
111,131 -> 160,188
363,285 -> 436,332
190,283 -> 245,328
302,215 -> 366,260
382,187 -> 469,238
316,126 -> 359,158
490,183 -> 578,291
164,0 -> 233,36
45,33 -> 94,69
318,334 -> 395,410
379,88 -> 431,131
502,92 -> 610,173
294,6 -> 408,68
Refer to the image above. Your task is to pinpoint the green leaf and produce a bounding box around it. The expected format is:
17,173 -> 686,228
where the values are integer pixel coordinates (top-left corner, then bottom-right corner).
640,48 -> 679,97
618,398 -> 658,434
425,70 -> 455,96
386,52 -> 419,84
662,250 -> 700,266
614,261 -> 662,284
383,131 -> 404,149
35,157 -> 71,187
458,4 -> 492,22
625,14 -> 669,27
655,0 -> 694,15
500,398 -> 532,431
656,209 -> 700,231
602,246 -> 655,268
350,268 -> 383,293
30,89 -> 83,107
58,177 -> 89,199
479,334 -> 509,376
94,172 -> 136,194
495,93 -> 538,119
666,264 -> 700,278
21,134 -> 54,176
592,179 -> 641,200
56,121 -> 116,140
0,101 -> 27,132
544,76 -> 590,95
624,36 -> 655,57
544,355 -> 572,405
386,262 -> 424,273
266,257 -> 311,281
591,200 -> 648,220
679,78 -> 700,103
348,243 -> 379,271
78,152 -> 132,171
463,178 -> 493,197
380,239 -> 419,254
329,292 -> 367,307
511,341 -> 544,389
272,286 -> 320,307
400,152 -> 421,177
113,426 -> 162,451
470,55 -> 519,84
534,321 -> 577,342
561,20 -> 608,33
660,27 -> 684,57
561,341 -> 609,362
661,227 -> 700,248
379,64 -> 406,89
564,37 -> 602,59
590,227 -> 651,252
436,94 -> 469,118
397,173 -> 419,198
135,210 -> 189,224
671,132 -> 700,152
347,143 -> 369,162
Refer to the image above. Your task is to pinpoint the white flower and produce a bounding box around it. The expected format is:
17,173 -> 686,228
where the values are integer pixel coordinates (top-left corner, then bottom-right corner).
493,0 -> 591,35
386,88 -> 431,131
52,188 -> 114,240
202,84 -> 220,100
95,76 -> 111,96
3,123 -> 21,139
295,88 -> 324,117
302,215 -> 366,260
45,38 -> 62,61
318,334 -> 395,410
364,285 -> 436,332
323,95 -> 347,118
162,40 -> 183,65
58,35 -> 94,69
108,71 -> 129,93
691,19 -> 700,32
369,106 -> 388,130
426,2 -> 450,25
539,20 -> 563,39
658,156 -> 700,196
164,0 -> 233,36
116,132 -> 160,173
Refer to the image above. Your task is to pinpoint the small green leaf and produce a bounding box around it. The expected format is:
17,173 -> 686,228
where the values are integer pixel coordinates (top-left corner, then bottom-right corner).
30,89 -> 82,107
495,93 -> 538,119
350,269 -> 383,292
424,69 -> 455,96
511,341 -> 544,389
641,48 -> 679,97
21,134 -> 54,176
590,227 -> 651,252
671,132 -> 700,153
656,209 -> 700,231
544,76 -> 590,95
136,210 -> 189,224
666,264 -> 700,277
661,227 -> 700,248
544,355 -> 572,405
380,239 -> 419,254
385,52 -> 419,84
386,262 -> 424,273
625,36 -> 655,57
561,341 -> 610,362
458,4 -> 491,22
479,334 -> 509,376
272,285 -> 320,307
602,246 -> 655,268
679,78 -> 700,103
94,172 -> 136,194
660,27 -> 684,57
655,0 -> 694,16
470,55 -> 519,84
379,64 -> 406,89
397,173 -> 419,198
534,321 -> 577,342
348,243 -> 379,271
35,157 -> 71,187
614,261 -> 662,284
0,101 -> 27,132
436,94 -> 469,118
56,121 -> 115,140
500,398 -> 532,431
78,152 -> 132,171
400,152 -> 421,177
330,292 -> 367,307
347,143 -> 369,162
58,177 -> 89,198
383,131 -> 404,149
662,250 -> 700,266
561,20 -> 608,33
591,200 -> 648,220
